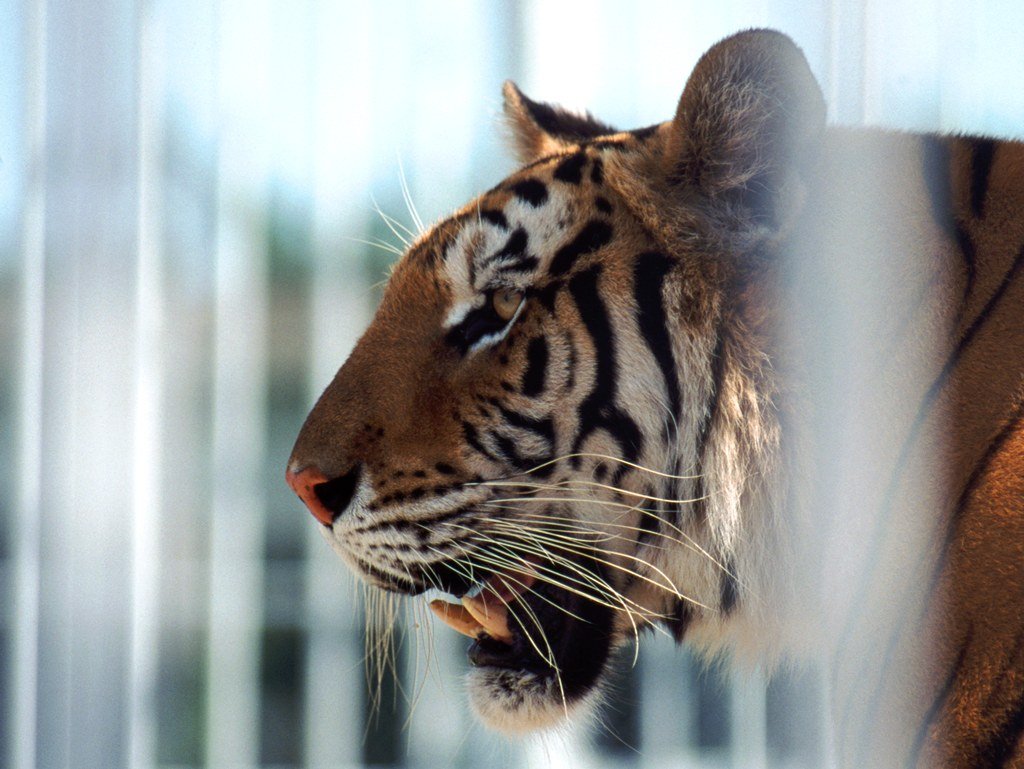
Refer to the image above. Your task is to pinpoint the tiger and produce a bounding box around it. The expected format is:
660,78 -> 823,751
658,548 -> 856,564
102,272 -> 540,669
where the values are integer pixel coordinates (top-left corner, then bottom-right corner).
286,29 -> 1024,768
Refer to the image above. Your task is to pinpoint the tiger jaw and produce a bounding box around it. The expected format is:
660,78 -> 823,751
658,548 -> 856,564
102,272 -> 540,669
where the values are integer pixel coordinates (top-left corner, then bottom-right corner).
301,465 -> 638,730
423,547 -> 620,733
316,488 -> 638,731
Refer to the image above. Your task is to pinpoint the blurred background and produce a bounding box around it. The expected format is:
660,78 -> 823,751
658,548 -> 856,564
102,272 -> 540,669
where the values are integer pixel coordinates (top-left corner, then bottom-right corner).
1,1 -> 1022,767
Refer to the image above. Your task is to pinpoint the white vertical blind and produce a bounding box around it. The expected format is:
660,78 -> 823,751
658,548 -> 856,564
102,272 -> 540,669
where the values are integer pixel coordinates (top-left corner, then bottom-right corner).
11,0 -> 47,767
2,2 -> 1022,768
204,0 -> 272,765
302,3 -> 373,767
128,0 -> 166,766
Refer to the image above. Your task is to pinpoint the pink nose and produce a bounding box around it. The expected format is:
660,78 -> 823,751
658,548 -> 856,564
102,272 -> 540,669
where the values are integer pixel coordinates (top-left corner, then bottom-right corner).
285,466 -> 336,526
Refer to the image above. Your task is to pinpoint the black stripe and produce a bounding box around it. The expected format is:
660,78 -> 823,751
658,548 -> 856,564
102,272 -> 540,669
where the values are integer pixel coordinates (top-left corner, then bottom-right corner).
402,505 -> 473,531
920,137 -> 975,313
428,209 -> 515,265
635,494 -> 663,551
490,431 -> 551,476
670,600 -> 693,642
549,220 -> 613,277
629,124 -> 659,141
491,227 -> 528,262
496,255 -> 539,274
975,689 -> 1024,769
509,179 -> 548,207
352,557 -> 422,593
693,335 -> 725,523
951,401 -> 1024,544
857,401 -> 1024,764
480,209 -> 508,229
904,630 -> 973,769
921,136 -> 955,238
515,91 -> 616,142
595,196 -> 612,214
487,228 -> 534,274
928,399 -> 1024,600
837,240 -> 1024,697
970,138 -> 997,218
590,157 -> 604,185
720,559 -> 739,615
569,265 -> 643,465
445,303 -> 510,355
522,336 -> 549,396
533,279 -> 564,312
954,221 -> 977,315
634,252 -> 681,425
553,152 -> 587,184
495,404 -> 555,446
890,239 -> 1024,557
461,420 -> 502,464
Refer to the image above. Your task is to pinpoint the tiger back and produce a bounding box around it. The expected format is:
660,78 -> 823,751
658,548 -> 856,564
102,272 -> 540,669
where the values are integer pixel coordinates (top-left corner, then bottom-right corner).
286,29 -> 1024,767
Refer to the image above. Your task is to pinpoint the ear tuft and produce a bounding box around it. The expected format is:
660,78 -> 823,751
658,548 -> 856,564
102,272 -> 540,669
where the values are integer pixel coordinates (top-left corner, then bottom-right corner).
665,30 -> 825,227
502,81 -> 617,165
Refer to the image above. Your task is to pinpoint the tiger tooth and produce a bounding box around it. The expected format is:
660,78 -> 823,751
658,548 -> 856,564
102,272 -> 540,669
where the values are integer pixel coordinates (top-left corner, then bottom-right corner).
429,599 -> 486,640
462,593 -> 514,644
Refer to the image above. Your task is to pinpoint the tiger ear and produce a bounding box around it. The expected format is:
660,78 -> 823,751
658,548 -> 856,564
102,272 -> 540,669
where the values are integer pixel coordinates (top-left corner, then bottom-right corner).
502,81 -> 617,165
664,29 -> 826,230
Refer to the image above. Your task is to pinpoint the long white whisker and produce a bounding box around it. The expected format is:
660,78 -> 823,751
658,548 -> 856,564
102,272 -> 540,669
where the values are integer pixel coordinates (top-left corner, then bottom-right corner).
480,478 -> 704,506
467,452 -> 702,483
486,519 -> 708,612
340,234 -> 404,256
478,490 -> 736,581
396,154 -> 426,234
370,194 -> 414,247
466,530 -> 670,628
436,523 -> 657,625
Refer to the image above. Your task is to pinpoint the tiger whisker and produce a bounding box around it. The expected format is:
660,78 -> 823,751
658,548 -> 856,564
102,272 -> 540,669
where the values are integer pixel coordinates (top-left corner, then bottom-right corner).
509,510 -> 673,551
467,452 -> 702,483
460,526 -> 670,631
443,546 -> 563,672
474,537 -> 649,647
395,155 -> 426,234
370,193 -> 414,246
472,502 -> 696,608
481,537 -> 661,647
401,601 -> 429,732
423,543 -> 563,675
440,523 -> 659,634
486,520 -> 708,612
478,478 -> 706,506
340,234 -> 405,256
513,508 -> 736,581
436,524 -> 638,622
477,490 -> 736,580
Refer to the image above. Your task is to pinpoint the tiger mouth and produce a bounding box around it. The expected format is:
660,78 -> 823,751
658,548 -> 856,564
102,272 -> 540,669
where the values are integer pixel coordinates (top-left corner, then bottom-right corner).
423,550 -> 617,727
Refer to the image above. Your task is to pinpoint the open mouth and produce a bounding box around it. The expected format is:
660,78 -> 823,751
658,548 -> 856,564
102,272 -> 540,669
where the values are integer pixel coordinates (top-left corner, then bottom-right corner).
423,550 -> 617,730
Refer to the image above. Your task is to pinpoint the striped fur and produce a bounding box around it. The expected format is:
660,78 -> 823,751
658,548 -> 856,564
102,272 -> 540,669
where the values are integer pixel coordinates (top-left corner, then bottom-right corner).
288,30 -> 1024,764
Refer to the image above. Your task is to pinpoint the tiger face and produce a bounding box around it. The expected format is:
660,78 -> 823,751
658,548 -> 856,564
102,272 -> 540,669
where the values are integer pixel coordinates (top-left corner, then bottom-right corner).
288,30 -> 824,732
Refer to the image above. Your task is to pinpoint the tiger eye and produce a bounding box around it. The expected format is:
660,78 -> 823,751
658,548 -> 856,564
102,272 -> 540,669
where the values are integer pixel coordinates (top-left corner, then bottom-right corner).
492,288 -> 523,322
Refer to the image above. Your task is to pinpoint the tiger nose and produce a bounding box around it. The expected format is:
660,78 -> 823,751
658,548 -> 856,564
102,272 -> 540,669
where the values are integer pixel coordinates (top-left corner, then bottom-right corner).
285,465 -> 361,526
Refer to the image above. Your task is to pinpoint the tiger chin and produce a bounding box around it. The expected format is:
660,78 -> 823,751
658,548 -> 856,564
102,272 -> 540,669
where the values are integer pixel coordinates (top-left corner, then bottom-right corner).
287,29 -> 1024,766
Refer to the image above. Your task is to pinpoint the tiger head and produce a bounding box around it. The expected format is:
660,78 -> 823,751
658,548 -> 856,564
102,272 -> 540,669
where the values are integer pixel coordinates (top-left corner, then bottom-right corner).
287,30 -> 825,733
